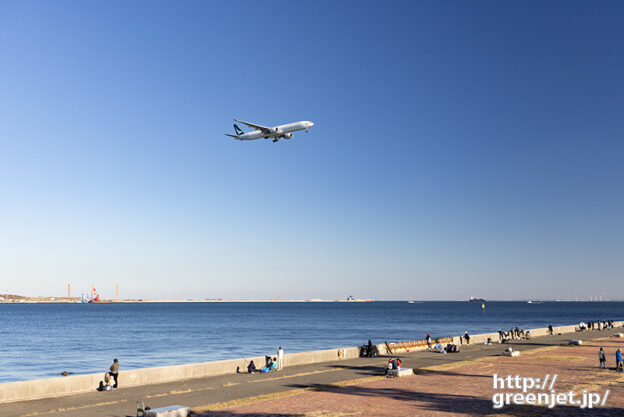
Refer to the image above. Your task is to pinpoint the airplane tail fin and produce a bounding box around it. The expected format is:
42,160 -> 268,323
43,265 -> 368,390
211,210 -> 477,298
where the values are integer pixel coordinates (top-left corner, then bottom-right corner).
234,124 -> 244,136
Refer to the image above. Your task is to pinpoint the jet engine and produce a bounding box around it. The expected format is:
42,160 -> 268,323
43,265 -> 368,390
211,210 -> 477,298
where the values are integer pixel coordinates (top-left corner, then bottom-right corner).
281,133 -> 293,139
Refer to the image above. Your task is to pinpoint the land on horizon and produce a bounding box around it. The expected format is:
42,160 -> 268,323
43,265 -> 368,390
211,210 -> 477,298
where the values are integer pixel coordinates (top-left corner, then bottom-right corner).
1,294 -> 621,303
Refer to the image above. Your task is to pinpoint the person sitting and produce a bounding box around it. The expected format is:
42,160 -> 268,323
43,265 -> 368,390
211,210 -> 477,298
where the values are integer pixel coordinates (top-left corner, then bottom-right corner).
265,356 -> 273,368
396,358 -> 401,370
270,357 -> 278,371
360,343 -> 369,357
247,360 -> 257,373
386,359 -> 400,378
435,343 -> 446,353
103,373 -> 114,391
98,373 -> 109,391
464,332 -> 470,344
385,359 -> 393,375
485,337 -> 492,345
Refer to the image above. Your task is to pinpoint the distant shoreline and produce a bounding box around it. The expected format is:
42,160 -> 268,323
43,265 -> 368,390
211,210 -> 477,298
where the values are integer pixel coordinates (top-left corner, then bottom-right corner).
1,295 -> 622,303
0,296 -> 375,304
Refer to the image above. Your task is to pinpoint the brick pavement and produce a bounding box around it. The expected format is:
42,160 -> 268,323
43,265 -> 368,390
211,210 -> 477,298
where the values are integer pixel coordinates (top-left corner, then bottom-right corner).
198,337 -> 624,417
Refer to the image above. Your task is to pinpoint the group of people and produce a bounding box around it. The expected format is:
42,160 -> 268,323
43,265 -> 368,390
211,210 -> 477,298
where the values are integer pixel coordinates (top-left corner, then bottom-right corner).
99,346 -> 287,391
246,346 -> 284,373
98,359 -> 119,391
385,357 -> 402,377
598,347 -> 624,372
498,327 -> 530,343
433,342 -> 459,353
580,320 -> 615,331
360,340 -> 377,357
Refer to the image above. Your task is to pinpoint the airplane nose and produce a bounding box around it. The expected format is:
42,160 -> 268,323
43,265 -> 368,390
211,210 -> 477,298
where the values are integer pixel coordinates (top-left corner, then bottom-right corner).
309,122 -> 314,127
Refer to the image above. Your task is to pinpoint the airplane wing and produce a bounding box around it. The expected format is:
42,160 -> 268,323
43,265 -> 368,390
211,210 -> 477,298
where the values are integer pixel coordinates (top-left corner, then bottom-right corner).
234,119 -> 271,135
225,134 -> 260,141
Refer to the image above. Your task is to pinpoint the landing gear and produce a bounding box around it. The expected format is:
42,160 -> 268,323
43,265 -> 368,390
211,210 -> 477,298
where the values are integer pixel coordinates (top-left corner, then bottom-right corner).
272,139 -> 278,143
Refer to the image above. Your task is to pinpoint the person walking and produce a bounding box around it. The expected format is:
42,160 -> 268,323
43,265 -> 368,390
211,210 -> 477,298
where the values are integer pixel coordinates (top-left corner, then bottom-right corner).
548,324 -> 553,335
109,359 -> 119,388
616,349 -> 623,372
426,333 -> 432,350
598,348 -> 607,369
277,346 -> 284,370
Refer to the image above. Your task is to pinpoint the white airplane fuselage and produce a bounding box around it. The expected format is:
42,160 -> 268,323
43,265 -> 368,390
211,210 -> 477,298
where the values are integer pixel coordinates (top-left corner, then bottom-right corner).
237,121 -> 314,140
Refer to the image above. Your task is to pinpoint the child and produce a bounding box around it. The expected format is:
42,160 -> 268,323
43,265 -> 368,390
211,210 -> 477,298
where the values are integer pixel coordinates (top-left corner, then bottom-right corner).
104,373 -> 114,391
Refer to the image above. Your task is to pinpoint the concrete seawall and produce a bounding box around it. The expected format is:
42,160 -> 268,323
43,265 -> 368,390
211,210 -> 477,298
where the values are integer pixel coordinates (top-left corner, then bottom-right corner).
1,321 -> 621,404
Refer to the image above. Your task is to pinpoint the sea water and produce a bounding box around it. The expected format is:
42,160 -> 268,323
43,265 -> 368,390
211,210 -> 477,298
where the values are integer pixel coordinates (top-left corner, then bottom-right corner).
1,301 -> 622,382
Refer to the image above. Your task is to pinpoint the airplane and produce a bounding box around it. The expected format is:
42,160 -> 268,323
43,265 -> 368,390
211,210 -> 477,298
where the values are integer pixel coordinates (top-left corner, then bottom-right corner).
226,119 -> 314,142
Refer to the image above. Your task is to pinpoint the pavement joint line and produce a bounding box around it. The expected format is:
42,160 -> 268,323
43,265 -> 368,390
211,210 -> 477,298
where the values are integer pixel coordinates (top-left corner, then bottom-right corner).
247,368 -> 344,383
18,400 -> 126,417
192,376 -> 384,414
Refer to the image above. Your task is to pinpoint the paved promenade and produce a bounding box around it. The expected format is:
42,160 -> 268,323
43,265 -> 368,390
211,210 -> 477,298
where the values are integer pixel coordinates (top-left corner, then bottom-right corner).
208,334 -> 624,417
3,327 -> 623,417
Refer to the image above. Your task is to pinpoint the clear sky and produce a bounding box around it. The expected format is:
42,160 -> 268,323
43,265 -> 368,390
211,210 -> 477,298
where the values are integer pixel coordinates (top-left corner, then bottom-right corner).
1,1 -> 622,300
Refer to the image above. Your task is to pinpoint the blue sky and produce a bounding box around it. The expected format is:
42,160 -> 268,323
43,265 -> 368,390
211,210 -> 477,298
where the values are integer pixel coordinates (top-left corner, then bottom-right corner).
1,1 -> 622,300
